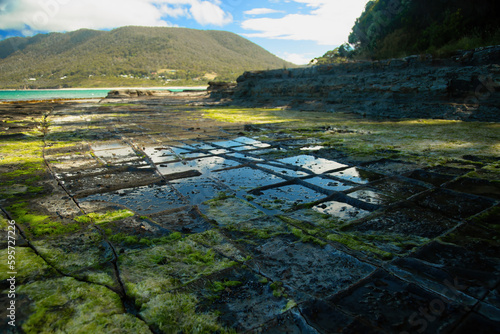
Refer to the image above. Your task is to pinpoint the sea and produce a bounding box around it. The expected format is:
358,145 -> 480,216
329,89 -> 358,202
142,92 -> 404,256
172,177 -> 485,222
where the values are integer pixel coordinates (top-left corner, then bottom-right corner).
0,89 -> 110,101
0,87 -> 206,102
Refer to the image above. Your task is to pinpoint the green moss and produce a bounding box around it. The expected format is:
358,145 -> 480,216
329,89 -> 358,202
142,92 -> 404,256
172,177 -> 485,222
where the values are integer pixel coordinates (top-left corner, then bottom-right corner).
270,281 -> 287,298
8,202 -> 79,237
121,231 -> 183,247
202,107 -> 294,124
281,299 -> 297,313
0,247 -> 56,282
291,228 -> 327,247
140,292 -> 232,333
471,206 -> 500,232
33,237 -> 108,273
282,210 -> 349,231
326,233 -> 393,259
204,197 -> 265,226
19,277 -> 150,334
120,239 -> 237,304
208,280 -> 242,293
189,229 -> 247,261
75,209 -> 135,225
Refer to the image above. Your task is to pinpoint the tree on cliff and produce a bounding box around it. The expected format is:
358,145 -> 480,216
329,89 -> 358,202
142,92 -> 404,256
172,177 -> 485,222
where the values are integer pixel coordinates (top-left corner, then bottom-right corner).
316,0 -> 500,62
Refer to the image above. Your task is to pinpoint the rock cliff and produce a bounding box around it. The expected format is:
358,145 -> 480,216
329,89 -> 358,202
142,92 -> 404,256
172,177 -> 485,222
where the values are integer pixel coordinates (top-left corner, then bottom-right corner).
211,46 -> 500,122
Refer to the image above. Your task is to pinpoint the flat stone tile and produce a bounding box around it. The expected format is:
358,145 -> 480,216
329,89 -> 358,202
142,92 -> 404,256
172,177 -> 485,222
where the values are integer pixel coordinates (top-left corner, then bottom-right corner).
119,238 -> 237,298
189,267 -> 288,332
299,299 -> 384,334
143,146 -> 179,164
63,168 -> 161,197
415,189 -> 496,220
212,140 -> 245,148
451,312 -> 500,334
32,227 -> 113,274
362,159 -> 421,175
257,163 -> 309,178
302,176 -> 355,192
171,176 -> 226,206
346,188 -> 398,206
204,197 -> 266,226
92,147 -> 138,163
252,240 -> 376,299
232,136 -> 265,145
406,169 -> 456,187
445,177 -> 500,200
221,216 -> 293,254
252,184 -> 326,212
370,177 -> 430,200
157,156 -> 241,176
148,206 -> 212,234
225,152 -> 264,162
328,270 -> 469,333
395,225 -> 500,301
80,183 -> 186,215
348,204 -> 457,238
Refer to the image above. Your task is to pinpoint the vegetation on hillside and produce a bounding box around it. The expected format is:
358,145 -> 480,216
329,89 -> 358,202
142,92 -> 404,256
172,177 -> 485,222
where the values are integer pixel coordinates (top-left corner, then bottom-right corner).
0,26 -> 293,89
314,0 -> 500,63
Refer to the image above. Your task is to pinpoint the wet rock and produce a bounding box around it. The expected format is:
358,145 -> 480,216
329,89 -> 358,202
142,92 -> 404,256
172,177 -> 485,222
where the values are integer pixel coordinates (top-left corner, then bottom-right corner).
329,270 -> 469,333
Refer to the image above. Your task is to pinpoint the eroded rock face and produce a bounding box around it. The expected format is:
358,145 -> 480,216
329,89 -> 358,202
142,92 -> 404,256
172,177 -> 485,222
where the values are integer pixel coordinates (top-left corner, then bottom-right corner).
212,46 -> 500,121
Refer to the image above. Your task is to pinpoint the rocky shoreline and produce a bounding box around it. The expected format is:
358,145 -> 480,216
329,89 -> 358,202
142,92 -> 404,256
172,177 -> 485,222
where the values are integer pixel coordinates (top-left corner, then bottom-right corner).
210,46 -> 500,122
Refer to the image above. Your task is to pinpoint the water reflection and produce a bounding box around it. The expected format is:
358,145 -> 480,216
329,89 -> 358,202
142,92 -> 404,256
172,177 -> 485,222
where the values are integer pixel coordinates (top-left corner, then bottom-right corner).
313,201 -> 371,221
278,155 -> 347,174
303,177 -> 354,192
157,156 -> 240,176
213,167 -> 285,190
252,184 -> 326,212
347,189 -> 396,206
328,167 -> 383,184
81,183 -> 185,215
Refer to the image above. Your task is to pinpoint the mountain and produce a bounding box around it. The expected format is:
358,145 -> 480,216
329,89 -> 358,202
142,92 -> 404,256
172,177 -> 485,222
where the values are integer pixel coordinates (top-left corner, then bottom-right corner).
0,26 -> 294,89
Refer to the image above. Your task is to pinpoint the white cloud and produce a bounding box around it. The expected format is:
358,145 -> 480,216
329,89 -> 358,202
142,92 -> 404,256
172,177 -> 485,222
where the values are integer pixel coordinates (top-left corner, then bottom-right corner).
281,52 -> 313,65
241,0 -> 369,46
0,0 -> 232,33
244,8 -> 283,16
189,1 -> 232,26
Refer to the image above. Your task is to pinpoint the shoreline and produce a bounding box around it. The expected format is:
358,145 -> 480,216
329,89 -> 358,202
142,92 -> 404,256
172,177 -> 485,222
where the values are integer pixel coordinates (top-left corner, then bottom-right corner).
0,86 -> 208,91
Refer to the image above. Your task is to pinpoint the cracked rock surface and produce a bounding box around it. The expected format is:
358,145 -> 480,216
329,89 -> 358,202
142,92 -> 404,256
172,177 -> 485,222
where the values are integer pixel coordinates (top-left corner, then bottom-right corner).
1,96 -> 499,333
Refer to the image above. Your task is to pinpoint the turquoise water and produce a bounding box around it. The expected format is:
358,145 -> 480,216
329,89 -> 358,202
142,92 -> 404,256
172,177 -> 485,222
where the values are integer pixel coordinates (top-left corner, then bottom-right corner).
0,89 -> 110,101
0,88 -> 207,101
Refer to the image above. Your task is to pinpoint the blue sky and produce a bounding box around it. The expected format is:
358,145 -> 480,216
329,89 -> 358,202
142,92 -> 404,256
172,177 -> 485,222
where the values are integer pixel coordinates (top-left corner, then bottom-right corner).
0,0 -> 369,65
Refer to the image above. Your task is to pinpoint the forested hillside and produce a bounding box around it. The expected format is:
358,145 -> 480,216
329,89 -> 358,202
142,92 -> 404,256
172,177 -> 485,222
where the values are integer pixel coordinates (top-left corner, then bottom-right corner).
0,26 -> 293,89
315,0 -> 500,62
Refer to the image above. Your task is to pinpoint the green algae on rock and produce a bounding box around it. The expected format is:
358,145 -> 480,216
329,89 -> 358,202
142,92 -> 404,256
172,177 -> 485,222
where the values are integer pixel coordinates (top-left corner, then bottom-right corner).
140,292 -> 232,334
74,209 -> 135,225
18,277 -> 151,333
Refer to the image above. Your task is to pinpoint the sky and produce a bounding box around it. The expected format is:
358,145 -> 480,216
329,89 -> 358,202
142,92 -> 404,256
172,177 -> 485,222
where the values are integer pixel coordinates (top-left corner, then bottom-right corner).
0,0 -> 370,65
